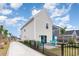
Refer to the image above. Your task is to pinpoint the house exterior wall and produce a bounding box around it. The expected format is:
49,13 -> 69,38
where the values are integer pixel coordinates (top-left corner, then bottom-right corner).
34,9 -> 53,42
21,9 -> 53,42
63,35 -> 73,41
21,20 -> 34,40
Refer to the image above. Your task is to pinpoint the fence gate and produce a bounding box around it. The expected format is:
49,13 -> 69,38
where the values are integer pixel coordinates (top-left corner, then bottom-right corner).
61,43 -> 79,56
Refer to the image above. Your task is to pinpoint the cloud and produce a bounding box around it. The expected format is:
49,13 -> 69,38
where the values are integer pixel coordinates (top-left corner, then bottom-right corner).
5,16 -> 26,25
56,15 -> 70,22
17,23 -> 22,32
0,9 -> 12,15
57,16 -> 78,30
56,15 -> 70,28
0,3 -> 5,9
10,3 -> 23,9
0,15 -> 8,25
0,16 -> 7,21
44,3 -> 72,19
43,3 -> 58,10
32,8 -> 40,16
10,19 -> 17,25
0,3 -> 12,15
10,16 -> 26,25
66,24 -> 74,30
66,24 -> 79,30
44,3 -> 73,30
50,4 -> 72,18
50,7 -> 65,18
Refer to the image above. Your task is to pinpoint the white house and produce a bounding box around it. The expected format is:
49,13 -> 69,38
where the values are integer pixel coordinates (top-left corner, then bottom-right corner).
21,9 -> 53,42
63,30 -> 79,42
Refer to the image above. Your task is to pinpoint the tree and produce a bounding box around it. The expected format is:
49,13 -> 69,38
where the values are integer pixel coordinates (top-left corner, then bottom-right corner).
0,25 -> 11,42
9,33 -> 11,36
0,25 -> 4,40
60,27 -> 66,43
3,30 -> 8,38
3,30 -> 9,44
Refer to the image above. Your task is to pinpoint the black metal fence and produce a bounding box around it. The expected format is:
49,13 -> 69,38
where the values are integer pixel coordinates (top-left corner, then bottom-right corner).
19,40 -> 58,56
61,43 -> 79,56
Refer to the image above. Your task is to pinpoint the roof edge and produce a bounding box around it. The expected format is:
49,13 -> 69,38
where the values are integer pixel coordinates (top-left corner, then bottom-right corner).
21,8 -> 48,30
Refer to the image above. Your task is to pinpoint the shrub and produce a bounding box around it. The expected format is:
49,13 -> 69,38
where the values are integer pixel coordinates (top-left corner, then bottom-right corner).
24,40 -> 28,44
19,40 -> 42,49
68,38 -> 76,44
36,41 -> 40,48
19,41 -> 23,43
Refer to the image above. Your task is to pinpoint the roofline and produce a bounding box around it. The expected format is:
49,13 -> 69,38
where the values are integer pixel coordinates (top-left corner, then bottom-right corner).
21,8 -> 48,30
21,17 -> 34,30
21,10 -> 42,30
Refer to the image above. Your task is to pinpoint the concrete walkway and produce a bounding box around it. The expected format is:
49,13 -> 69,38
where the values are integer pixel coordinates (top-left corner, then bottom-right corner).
7,42 -> 44,56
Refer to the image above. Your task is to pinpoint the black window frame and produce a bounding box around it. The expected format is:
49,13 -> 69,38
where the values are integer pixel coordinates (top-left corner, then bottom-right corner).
46,23 -> 48,29
24,29 -> 26,32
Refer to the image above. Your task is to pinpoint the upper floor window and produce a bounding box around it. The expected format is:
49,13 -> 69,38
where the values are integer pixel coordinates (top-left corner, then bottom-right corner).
24,29 -> 26,32
46,23 -> 48,29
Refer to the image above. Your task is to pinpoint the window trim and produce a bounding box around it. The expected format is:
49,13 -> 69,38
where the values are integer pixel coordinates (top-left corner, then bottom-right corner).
46,23 -> 48,29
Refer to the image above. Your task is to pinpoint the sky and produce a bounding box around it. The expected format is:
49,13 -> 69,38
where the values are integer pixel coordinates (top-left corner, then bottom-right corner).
0,3 -> 79,37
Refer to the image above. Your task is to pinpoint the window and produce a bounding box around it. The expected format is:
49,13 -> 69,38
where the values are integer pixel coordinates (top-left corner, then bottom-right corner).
24,29 -> 26,32
46,23 -> 48,29
40,35 -> 47,43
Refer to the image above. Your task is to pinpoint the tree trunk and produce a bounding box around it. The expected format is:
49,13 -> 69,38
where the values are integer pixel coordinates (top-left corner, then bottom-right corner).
62,35 -> 64,43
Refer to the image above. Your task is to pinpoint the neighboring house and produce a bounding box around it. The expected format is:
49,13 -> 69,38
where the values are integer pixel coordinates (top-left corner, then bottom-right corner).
63,30 -> 79,42
21,9 -> 53,42
53,25 -> 60,37
52,25 -> 79,42
52,25 -> 63,42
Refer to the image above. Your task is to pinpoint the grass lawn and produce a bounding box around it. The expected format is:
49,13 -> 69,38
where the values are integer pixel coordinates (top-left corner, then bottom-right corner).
0,42 -> 9,56
45,47 -> 79,56
45,48 -> 61,56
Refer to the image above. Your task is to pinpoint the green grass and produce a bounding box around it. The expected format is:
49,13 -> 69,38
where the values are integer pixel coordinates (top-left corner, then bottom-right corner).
45,48 -> 61,56
45,47 -> 79,56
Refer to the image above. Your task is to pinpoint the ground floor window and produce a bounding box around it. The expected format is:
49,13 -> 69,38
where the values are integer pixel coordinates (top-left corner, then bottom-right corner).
40,35 -> 47,44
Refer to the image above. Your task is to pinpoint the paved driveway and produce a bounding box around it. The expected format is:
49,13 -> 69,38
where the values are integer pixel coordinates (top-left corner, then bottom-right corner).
7,42 -> 44,56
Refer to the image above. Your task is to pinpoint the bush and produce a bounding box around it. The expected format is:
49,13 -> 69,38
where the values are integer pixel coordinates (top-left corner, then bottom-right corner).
36,41 -> 40,48
68,38 -> 76,44
24,40 -> 28,44
19,41 -> 23,43
19,40 -> 42,50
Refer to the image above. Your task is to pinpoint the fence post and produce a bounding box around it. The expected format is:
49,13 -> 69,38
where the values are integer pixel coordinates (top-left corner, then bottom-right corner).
42,43 -> 44,54
77,43 -> 79,55
29,40 -> 31,47
37,41 -> 39,49
61,44 -> 64,56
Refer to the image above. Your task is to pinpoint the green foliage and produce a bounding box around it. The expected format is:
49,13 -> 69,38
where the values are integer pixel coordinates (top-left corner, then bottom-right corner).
20,40 -> 40,48
0,25 -> 11,39
23,40 -> 29,45
9,33 -> 11,36
60,27 -> 66,43
3,30 -> 8,38
60,27 -> 66,35
68,38 -> 76,44
0,25 -> 4,34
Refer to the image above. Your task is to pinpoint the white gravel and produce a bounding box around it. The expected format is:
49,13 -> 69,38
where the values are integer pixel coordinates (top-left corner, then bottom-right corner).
7,42 -> 44,56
